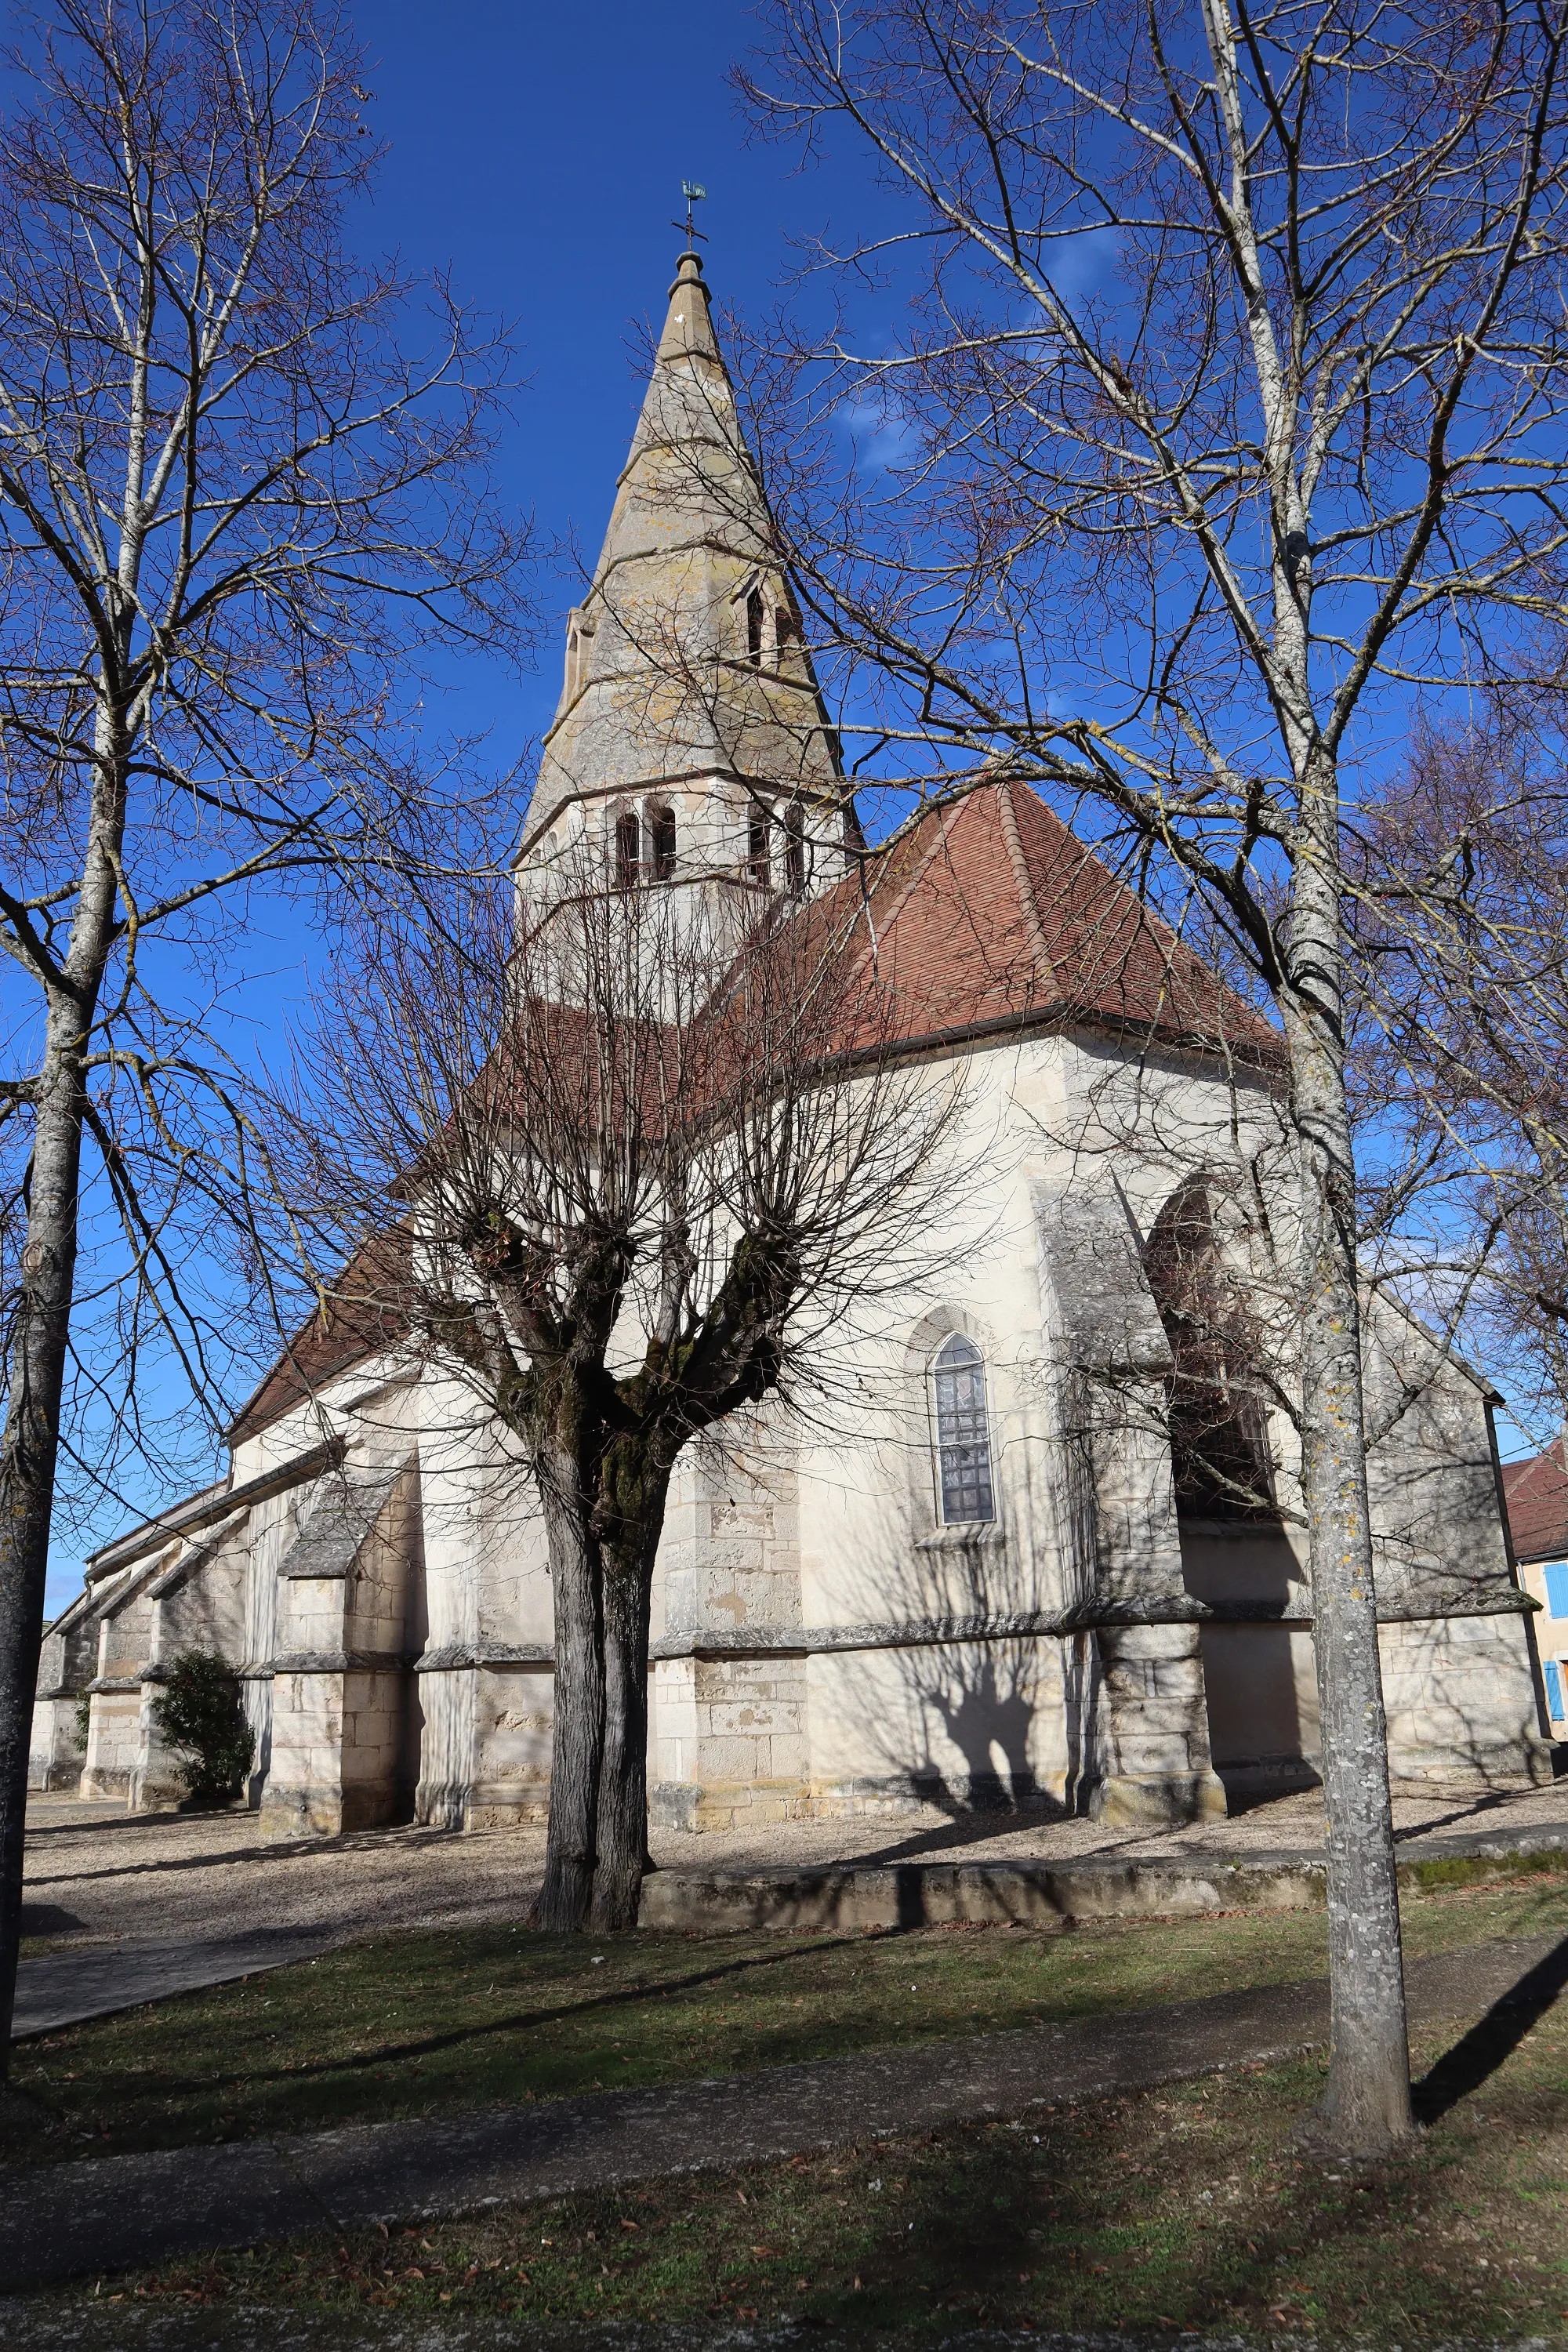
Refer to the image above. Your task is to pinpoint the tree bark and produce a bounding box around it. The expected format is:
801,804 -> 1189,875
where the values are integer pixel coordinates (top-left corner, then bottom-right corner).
532,1450 -> 604,1934
592,1510 -> 663,1933
1287,829 -> 1414,2158
0,1039 -> 89,2069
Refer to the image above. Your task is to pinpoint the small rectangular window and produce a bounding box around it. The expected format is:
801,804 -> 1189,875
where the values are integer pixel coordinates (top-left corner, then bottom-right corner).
1545,1562 -> 1568,1618
1547,1659 -> 1566,1723
747,803 -> 771,887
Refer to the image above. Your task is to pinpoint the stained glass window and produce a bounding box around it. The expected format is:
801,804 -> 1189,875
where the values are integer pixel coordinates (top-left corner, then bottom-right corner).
933,1334 -> 995,1525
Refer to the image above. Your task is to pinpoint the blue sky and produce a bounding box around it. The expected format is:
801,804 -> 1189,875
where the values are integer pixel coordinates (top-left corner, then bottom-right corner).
43,0 -> 885,1607
339,0 -> 869,763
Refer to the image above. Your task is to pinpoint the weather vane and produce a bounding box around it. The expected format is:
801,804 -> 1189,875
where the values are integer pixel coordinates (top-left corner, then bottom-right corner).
673,180 -> 708,245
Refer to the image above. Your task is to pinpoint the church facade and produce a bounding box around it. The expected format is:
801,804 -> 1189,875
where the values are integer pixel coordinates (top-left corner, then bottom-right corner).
31,251 -> 1557,1837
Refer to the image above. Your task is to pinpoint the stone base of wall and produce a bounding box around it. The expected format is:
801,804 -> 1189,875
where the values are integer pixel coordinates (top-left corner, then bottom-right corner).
129,1769 -> 185,1813
260,1782 -> 406,1837
650,1777 -> 810,1832
29,1757 -> 83,1794
412,1775 -> 553,1830
652,1769 -> 1081,1832
466,1773 -> 550,1829
1215,1755 -> 1322,1807
414,1775 -> 472,1830
1387,1737 -> 1557,1788
80,1766 -> 131,1802
1089,1768 -> 1229,1828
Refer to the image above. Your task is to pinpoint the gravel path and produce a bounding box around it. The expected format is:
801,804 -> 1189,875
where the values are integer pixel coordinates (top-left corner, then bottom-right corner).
21,1776 -> 1568,1957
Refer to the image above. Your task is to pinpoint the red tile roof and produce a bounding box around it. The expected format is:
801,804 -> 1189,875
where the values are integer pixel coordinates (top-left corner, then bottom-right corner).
230,783 -> 1278,1443
818,779 -> 1281,1064
1503,1439 -> 1568,1563
227,1229 -> 411,1447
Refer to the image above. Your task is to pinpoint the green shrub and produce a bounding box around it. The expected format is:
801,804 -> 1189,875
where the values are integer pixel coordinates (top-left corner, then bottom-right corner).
149,1650 -> 255,1805
72,1690 -> 91,1754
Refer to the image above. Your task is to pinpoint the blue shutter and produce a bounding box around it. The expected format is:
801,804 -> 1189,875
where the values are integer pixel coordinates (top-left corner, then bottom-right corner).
1544,1562 -> 1568,1619
1546,1661 -> 1565,1724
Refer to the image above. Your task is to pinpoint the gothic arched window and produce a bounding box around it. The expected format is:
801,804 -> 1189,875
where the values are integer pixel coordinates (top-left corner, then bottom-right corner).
1145,1179 -> 1276,1519
932,1334 -> 996,1525
613,808 -> 641,890
745,586 -> 765,667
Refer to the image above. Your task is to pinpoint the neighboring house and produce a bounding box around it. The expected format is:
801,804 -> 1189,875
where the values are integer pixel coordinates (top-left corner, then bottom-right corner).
1502,1439 -> 1568,1737
31,246 -> 1556,1833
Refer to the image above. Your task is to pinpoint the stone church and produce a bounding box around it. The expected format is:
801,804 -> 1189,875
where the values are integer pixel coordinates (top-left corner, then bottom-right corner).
31,249 -> 1556,1836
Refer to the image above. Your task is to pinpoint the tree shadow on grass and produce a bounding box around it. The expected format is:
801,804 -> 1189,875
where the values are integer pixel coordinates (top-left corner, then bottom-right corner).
112,1932 -> 866,2104
1413,1932 -> 1568,2125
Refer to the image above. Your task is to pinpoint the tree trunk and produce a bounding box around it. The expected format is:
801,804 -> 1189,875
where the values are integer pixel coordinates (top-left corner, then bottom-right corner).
1287,834 -> 1413,2158
0,1043 -> 89,2068
592,1516 -> 662,1933
532,1452 -> 604,1934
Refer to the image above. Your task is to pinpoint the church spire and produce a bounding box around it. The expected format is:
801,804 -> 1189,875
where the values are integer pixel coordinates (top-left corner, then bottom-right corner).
657,249 -> 721,368
519,243 -> 843,865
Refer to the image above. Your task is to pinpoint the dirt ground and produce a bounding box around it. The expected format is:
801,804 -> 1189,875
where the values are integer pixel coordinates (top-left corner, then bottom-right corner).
21,1773 -> 1568,1954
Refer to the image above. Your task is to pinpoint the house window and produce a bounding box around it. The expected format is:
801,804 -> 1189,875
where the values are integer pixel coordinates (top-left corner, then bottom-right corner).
648,803 -> 677,881
784,801 -> 808,895
1544,1561 -> 1568,1618
1547,1659 -> 1566,1724
614,808 -> 641,889
747,802 -> 771,887
746,586 -> 765,667
932,1334 -> 996,1525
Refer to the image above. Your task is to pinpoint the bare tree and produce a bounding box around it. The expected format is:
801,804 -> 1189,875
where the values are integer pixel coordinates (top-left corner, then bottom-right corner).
0,0 -> 524,2063
738,0 -> 1568,2153
1352,710 -> 1568,1435
296,840 -> 964,1933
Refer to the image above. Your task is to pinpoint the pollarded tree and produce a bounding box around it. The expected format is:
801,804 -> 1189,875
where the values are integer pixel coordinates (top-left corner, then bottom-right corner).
296,840 -> 965,1933
0,0 -> 524,2062
739,0 -> 1568,2154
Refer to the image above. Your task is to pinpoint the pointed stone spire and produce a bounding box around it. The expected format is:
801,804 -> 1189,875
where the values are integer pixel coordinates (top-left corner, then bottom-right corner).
657,249 -> 722,365
520,248 -> 842,859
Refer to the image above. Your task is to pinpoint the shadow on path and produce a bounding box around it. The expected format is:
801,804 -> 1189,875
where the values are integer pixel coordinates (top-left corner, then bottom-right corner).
1414,1930 -> 1568,2124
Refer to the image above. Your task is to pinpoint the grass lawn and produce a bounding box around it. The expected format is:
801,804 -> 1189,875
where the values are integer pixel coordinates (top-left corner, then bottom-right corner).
2,1864 -> 1566,2176
40,1955 -> 1568,2346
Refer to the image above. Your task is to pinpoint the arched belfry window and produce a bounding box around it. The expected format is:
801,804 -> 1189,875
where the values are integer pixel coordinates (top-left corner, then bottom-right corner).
648,802 -> 677,881
785,800 -> 808,894
745,586 -> 765,667
932,1334 -> 996,1525
613,808 -> 641,890
747,801 -> 772,887
1145,1179 -> 1276,1519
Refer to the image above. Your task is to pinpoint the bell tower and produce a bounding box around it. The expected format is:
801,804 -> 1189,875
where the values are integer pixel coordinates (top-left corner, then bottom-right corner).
515,248 -> 851,980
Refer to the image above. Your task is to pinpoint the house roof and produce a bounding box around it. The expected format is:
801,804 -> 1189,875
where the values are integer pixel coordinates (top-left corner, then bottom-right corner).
1502,1439 -> 1568,1563
226,1229 -> 412,1448
811,777 -> 1281,1065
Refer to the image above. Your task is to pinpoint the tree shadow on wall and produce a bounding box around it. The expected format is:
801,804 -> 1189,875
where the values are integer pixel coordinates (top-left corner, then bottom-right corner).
826,1494 -> 1094,1866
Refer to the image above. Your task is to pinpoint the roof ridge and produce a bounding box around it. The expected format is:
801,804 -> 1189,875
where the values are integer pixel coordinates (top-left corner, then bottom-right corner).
996,777 -> 1056,990
850,790 -> 974,969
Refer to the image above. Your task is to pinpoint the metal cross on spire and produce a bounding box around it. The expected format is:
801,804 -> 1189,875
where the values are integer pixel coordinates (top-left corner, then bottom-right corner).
673,180 -> 708,245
